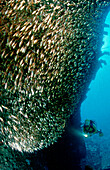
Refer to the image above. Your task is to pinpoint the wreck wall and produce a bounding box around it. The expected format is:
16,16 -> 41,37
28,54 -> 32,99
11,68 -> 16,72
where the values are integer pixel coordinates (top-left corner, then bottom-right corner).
0,1 -> 110,169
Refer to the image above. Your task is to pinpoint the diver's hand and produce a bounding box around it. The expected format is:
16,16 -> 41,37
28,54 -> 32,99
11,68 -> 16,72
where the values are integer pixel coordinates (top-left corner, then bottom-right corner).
88,133 -> 92,137
84,133 -> 92,137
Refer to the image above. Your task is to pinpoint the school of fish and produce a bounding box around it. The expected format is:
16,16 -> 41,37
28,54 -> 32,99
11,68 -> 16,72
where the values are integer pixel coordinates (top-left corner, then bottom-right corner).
0,0 -> 110,152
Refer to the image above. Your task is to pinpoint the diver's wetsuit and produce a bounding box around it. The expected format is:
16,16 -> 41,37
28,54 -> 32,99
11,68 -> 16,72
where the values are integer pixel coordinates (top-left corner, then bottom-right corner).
84,120 -> 97,134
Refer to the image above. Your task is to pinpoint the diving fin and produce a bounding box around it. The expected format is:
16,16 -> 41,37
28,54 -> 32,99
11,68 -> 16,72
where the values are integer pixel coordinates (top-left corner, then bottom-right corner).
98,130 -> 104,137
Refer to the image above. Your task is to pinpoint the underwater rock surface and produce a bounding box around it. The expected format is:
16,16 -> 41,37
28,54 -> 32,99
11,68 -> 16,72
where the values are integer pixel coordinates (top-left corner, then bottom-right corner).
85,134 -> 110,170
0,0 -> 110,169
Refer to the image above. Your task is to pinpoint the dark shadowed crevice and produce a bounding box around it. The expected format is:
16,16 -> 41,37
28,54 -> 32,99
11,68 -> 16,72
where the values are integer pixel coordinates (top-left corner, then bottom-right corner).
30,104 -> 86,170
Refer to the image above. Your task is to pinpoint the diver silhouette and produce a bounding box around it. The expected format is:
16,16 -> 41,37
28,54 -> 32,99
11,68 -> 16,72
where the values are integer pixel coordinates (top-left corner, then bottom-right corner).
82,119 -> 103,137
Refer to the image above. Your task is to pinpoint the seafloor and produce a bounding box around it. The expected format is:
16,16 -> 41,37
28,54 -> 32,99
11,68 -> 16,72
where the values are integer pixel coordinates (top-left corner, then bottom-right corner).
84,133 -> 110,170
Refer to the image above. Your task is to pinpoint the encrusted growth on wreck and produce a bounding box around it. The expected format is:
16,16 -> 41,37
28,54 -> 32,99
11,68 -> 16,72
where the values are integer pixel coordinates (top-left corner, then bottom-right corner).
0,0 -> 110,152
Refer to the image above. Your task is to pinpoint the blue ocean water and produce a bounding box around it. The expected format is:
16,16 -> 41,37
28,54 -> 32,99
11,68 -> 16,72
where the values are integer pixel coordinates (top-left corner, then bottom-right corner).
81,11 -> 110,169
81,11 -> 110,135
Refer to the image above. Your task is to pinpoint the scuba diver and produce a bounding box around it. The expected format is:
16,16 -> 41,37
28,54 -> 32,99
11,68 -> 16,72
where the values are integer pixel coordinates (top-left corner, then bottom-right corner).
82,119 -> 103,137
